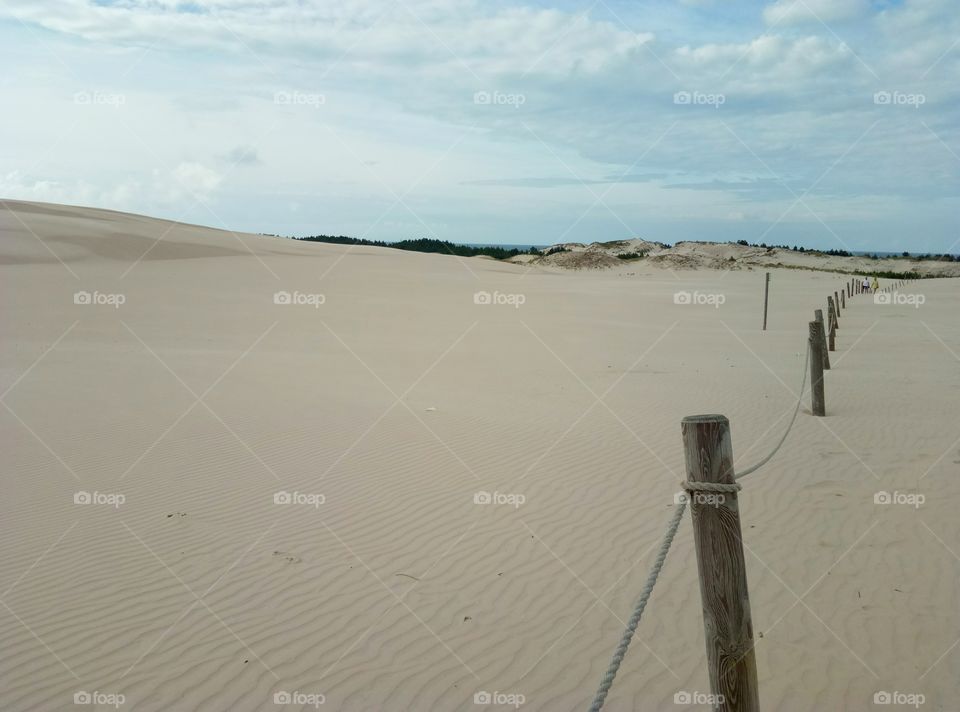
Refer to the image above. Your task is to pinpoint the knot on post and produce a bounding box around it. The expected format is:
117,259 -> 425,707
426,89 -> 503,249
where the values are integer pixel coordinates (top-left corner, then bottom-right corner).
681,481 -> 743,494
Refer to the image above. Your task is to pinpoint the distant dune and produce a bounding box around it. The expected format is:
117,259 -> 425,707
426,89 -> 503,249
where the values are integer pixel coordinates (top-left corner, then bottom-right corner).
2,199 -> 959,711
512,236 -> 960,276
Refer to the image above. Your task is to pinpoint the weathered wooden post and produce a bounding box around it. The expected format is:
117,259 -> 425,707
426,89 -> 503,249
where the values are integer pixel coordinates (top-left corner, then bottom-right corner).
827,298 -> 837,352
841,290 -> 846,310
815,309 -> 831,370
808,323 -> 826,416
681,415 -> 761,712
834,291 -> 841,314
762,272 -> 770,331
829,295 -> 839,328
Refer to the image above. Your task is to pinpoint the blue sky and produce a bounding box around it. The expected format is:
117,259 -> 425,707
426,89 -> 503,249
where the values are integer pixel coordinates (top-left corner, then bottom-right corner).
1,0 -> 957,252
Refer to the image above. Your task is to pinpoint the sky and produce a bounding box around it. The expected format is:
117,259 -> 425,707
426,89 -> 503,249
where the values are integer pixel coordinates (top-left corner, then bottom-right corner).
1,0 -> 957,252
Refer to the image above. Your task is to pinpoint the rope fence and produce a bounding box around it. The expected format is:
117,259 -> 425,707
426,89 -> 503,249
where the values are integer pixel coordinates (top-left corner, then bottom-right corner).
588,275 -> 915,711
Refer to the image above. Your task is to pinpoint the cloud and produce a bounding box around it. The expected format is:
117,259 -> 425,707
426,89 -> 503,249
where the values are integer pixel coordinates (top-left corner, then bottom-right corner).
763,0 -> 870,26
173,162 -> 222,196
221,145 -> 261,166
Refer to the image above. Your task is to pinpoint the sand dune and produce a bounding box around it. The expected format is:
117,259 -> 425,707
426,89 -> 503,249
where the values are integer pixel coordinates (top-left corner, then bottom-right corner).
1,200 -> 958,711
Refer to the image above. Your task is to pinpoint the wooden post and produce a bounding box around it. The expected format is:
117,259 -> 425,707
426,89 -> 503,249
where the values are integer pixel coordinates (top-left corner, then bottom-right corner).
681,415 -> 761,712
830,295 -> 839,328
841,290 -> 846,310
815,309 -> 831,370
809,322 -> 826,416
834,291 -> 841,314
827,298 -> 837,351
762,272 -> 770,331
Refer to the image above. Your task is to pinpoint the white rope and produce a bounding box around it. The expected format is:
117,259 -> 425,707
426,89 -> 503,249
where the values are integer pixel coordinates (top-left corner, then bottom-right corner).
587,341 -> 811,712
736,341 -> 810,478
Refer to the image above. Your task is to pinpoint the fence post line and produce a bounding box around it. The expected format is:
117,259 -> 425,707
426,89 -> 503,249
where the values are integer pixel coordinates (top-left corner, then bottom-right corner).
809,322 -> 826,416
762,272 -> 770,331
681,415 -> 761,712
815,309 -> 831,370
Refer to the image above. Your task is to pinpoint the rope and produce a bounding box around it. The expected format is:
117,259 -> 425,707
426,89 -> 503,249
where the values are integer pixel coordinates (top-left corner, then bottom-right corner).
587,341 -> 812,712
587,500 -> 687,712
736,342 -> 810,478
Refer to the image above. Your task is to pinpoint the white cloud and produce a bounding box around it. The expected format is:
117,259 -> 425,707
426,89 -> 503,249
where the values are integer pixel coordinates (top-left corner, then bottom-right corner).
172,162 -> 222,196
763,0 -> 869,26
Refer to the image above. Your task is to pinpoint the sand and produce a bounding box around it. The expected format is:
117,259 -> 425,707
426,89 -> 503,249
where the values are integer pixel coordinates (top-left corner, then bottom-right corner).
1,199 -> 958,711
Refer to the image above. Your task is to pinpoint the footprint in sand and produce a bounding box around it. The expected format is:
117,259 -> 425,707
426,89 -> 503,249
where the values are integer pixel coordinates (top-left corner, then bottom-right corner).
272,551 -> 301,564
